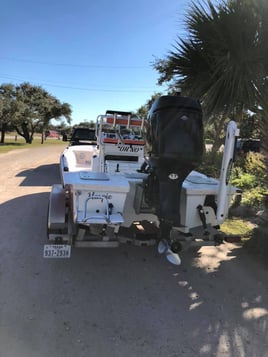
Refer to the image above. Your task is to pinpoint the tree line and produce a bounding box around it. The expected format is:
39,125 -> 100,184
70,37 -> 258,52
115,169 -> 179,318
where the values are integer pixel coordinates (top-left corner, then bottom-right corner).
0,82 -> 72,144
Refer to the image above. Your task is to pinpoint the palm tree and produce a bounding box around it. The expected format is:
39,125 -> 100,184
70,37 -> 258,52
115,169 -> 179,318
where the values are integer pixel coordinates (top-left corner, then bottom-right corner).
154,0 -> 268,136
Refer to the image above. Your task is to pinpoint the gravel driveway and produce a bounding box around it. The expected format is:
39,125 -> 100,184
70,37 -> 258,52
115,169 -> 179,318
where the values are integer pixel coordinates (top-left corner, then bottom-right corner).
0,144 -> 267,357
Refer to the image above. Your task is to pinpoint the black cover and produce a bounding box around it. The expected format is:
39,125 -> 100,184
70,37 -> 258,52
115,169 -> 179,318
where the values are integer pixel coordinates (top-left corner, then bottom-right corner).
144,95 -> 203,228
146,95 -> 203,169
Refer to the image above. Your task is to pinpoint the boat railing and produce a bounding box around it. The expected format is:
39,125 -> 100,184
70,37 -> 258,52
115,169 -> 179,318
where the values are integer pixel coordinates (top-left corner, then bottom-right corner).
83,194 -> 110,223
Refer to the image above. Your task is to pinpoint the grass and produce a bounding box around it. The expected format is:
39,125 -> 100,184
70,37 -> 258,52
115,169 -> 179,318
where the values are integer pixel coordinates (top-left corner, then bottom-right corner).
0,136 -> 66,154
220,218 -> 256,241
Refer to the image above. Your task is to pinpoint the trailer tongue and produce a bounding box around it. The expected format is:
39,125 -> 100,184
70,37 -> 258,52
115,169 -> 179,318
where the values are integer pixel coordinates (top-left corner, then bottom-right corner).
45,95 -> 239,265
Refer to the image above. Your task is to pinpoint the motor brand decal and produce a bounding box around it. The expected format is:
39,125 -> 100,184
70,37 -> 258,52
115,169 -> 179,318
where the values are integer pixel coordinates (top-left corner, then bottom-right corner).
168,173 -> 179,180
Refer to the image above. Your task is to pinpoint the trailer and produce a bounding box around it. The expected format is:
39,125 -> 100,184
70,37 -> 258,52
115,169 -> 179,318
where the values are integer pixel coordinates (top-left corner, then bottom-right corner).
45,95 -> 240,265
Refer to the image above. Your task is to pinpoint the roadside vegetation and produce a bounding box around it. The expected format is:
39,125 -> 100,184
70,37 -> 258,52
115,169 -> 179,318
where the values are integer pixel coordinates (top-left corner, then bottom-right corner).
0,134 -> 66,154
198,149 -> 267,211
0,83 -> 71,144
231,152 -> 267,209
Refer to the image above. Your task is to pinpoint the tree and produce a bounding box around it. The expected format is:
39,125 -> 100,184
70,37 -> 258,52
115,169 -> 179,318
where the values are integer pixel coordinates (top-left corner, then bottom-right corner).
205,113 -> 229,152
153,0 -> 268,148
14,83 -> 72,144
74,120 -> 95,128
39,100 -> 72,144
0,84 -> 19,143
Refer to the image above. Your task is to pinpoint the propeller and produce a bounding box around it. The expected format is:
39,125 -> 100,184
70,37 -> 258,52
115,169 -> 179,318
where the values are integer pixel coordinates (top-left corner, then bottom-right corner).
158,239 -> 181,265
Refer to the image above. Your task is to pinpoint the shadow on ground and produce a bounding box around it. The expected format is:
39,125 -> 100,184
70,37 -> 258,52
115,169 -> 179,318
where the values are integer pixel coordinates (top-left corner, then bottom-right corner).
0,190 -> 267,357
0,160 -> 267,356
16,163 -> 61,186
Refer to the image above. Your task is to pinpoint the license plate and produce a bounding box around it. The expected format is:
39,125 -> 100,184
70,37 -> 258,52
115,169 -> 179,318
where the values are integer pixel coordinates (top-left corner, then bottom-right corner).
43,244 -> 71,258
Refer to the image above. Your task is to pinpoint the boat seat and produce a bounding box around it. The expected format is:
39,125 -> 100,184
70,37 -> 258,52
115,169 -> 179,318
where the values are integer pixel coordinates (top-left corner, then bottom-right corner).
65,150 -> 94,171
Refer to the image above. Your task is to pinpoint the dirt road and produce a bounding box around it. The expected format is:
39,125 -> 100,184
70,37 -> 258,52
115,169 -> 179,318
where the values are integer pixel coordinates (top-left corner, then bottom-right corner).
0,145 -> 267,357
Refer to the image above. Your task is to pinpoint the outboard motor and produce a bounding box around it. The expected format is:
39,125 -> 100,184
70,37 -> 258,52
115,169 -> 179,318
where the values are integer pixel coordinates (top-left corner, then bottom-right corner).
144,95 -> 203,263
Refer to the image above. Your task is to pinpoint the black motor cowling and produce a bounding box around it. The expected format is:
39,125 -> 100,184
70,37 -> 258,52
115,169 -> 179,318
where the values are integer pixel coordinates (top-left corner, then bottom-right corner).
145,95 -> 203,227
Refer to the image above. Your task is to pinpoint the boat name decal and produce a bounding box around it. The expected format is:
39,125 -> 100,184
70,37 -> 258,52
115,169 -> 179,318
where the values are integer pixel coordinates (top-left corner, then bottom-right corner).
88,192 -> 112,199
118,146 -> 140,152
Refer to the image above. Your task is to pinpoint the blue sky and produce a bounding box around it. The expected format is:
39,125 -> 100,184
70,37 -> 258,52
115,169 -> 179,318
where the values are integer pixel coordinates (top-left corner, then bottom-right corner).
0,0 -> 191,125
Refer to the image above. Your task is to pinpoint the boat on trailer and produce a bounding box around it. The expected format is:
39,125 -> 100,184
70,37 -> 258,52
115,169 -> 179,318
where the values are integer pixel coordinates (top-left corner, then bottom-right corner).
45,95 -> 240,264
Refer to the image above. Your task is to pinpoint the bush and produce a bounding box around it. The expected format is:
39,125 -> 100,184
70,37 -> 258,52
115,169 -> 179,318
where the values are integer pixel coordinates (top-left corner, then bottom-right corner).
231,171 -> 257,190
231,152 -> 267,209
199,150 -> 267,209
241,188 -> 266,207
244,152 -> 266,179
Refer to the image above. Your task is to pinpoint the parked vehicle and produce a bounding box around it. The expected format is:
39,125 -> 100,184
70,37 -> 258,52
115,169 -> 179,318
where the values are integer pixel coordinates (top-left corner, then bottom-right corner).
45,130 -> 60,139
236,138 -> 261,154
45,95 -> 240,265
69,127 -> 97,146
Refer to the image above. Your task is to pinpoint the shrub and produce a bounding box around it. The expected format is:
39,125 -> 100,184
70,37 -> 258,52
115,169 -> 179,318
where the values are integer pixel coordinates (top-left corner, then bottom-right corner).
231,172 -> 257,190
244,152 -> 266,180
199,149 -> 267,209
241,188 -> 266,207
231,152 -> 267,209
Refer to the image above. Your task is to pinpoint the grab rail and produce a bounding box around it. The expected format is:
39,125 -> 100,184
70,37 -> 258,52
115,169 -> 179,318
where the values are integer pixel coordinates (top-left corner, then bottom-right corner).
83,194 -> 110,223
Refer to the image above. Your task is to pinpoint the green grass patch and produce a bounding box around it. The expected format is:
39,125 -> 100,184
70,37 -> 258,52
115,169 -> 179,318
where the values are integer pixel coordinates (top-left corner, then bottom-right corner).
220,218 -> 255,241
0,137 -> 66,154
